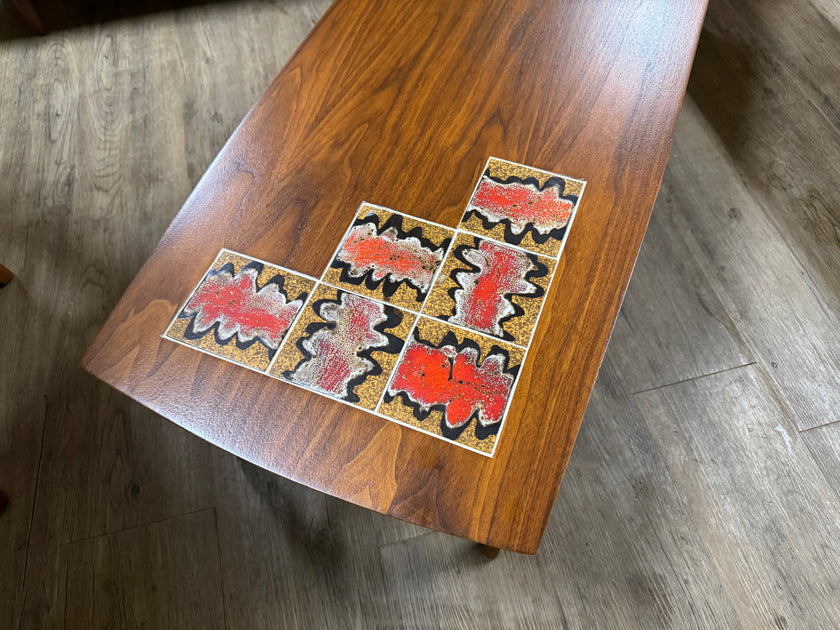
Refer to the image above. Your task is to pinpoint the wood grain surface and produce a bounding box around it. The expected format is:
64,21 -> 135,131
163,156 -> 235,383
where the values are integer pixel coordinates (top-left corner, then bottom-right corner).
80,0 -> 708,553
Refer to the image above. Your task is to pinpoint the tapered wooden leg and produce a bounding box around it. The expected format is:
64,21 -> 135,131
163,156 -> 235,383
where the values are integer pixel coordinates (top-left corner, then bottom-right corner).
477,543 -> 501,559
11,0 -> 47,35
0,264 -> 14,288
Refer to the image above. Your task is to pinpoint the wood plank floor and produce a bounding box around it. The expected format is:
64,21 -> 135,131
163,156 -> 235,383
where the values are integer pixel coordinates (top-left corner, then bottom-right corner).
1,1 -> 838,627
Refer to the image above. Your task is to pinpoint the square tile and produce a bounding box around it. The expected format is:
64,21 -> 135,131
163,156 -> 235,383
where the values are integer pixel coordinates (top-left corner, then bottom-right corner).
378,317 -> 524,456
269,284 -> 416,410
164,250 -> 316,371
459,156 -> 585,258
322,203 -> 454,312
423,232 -> 555,347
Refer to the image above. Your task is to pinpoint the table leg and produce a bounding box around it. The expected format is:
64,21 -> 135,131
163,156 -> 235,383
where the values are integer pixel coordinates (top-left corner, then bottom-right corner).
0,264 -> 14,288
11,0 -> 47,35
477,544 -> 501,559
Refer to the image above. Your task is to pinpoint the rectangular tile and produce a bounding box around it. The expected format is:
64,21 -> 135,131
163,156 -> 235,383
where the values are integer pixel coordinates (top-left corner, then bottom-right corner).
163,250 -> 316,371
269,283 -> 416,410
377,316 -> 524,456
321,203 -> 455,312
423,232 -> 556,347
459,156 -> 585,258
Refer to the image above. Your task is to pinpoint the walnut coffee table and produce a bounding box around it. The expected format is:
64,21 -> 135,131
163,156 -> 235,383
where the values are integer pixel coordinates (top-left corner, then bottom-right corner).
82,0 -> 708,554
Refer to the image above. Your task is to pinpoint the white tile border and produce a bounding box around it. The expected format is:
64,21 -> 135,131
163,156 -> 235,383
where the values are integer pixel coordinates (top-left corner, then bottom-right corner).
456,226 -> 549,260
361,200 -> 459,233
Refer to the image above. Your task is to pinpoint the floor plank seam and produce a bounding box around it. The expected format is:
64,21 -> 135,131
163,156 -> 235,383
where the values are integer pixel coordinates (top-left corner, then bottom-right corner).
17,403 -> 49,630
798,418 -> 840,433
57,506 -> 217,547
629,362 -> 757,396
211,507 -> 229,630
377,529 -> 439,551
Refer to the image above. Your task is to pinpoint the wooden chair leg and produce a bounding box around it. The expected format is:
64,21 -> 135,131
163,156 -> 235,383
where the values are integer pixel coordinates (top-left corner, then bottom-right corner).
0,264 -> 14,288
477,543 -> 501,559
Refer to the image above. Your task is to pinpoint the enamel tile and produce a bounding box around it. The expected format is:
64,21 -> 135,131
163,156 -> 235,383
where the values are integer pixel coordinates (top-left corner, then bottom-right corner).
164,250 -> 316,371
459,157 -> 585,258
269,284 -> 416,410
321,203 -> 454,312
423,232 -> 555,347
378,317 -> 524,456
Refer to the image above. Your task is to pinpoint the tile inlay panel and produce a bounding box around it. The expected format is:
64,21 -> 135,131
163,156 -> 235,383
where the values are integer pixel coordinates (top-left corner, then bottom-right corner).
160,158 -> 585,456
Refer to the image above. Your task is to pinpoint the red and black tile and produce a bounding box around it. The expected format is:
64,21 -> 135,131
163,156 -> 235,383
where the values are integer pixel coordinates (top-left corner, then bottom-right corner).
322,203 -> 454,312
162,157 -> 586,457
377,317 -> 524,455
164,250 -> 316,371
459,157 -> 585,258
424,232 -> 555,347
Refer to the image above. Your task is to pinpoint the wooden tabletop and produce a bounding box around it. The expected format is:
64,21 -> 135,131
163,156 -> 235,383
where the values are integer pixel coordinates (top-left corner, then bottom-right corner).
82,0 -> 708,553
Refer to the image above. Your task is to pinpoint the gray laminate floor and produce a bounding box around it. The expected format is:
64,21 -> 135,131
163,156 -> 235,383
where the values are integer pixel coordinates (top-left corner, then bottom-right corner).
1,0 -> 838,627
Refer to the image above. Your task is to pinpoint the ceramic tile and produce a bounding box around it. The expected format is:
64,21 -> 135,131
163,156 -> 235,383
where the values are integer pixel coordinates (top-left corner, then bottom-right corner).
322,203 -> 454,312
164,250 -> 316,371
423,232 -> 555,347
269,284 -> 416,410
459,156 -> 585,258
378,317 -> 524,456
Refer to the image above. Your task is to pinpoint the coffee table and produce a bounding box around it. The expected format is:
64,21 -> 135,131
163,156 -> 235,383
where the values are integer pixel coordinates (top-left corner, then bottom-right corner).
82,0 -> 708,554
